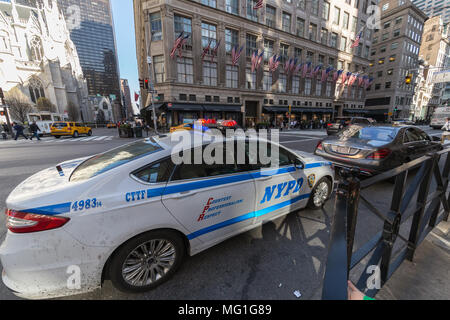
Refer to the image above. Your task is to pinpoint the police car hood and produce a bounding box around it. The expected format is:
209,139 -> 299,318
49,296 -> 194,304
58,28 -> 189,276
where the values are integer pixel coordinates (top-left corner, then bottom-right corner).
6,157 -> 91,206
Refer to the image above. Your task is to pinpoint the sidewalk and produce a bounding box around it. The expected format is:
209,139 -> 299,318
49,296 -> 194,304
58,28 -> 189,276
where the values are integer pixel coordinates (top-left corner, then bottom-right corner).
376,221 -> 450,300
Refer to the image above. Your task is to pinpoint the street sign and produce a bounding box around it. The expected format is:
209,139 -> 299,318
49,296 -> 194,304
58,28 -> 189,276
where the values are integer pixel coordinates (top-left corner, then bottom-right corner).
147,56 -> 152,64
148,90 -> 158,94
432,70 -> 450,84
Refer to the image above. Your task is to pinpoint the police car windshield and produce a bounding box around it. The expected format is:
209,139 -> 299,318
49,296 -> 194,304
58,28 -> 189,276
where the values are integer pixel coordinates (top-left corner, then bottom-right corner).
70,139 -> 163,182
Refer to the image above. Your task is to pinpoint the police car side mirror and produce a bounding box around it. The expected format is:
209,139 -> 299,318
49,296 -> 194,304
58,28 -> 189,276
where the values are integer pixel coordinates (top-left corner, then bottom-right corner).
294,158 -> 304,170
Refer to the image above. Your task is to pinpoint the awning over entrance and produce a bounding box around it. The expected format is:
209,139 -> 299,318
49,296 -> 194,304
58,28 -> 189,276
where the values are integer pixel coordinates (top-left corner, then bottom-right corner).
203,104 -> 242,112
366,109 -> 389,115
344,109 -> 369,114
263,106 -> 334,113
263,106 -> 289,113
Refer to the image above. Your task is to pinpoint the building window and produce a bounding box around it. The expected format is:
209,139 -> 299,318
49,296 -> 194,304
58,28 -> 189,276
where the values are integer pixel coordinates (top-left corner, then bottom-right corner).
226,65 -> 238,88
333,7 -> 340,25
343,12 -> 349,29
278,74 -> 287,93
321,28 -> 328,45
295,47 -> 302,59
316,80 -> 322,96
225,0 -> 239,15
30,36 -> 43,61
174,15 -> 192,46
340,36 -> 347,52
28,77 -> 45,103
177,57 -> 193,83
201,0 -> 216,8
282,12 -> 291,33
246,0 -> 258,22
330,33 -> 338,48
391,42 -> 399,50
304,78 -> 312,95
296,18 -> 305,37
225,28 -> 239,52
306,51 -> 314,63
266,5 -> 276,28
326,81 -> 332,97
280,44 -> 289,63
264,39 -> 274,61
322,2 -> 330,20
263,71 -> 272,91
385,82 -> 392,89
395,17 -> 403,25
393,28 -> 401,37
318,54 -> 325,64
246,34 -> 257,57
309,23 -> 317,42
297,0 -> 305,10
203,62 -> 217,86
382,32 -> 389,41
150,12 -> 162,41
311,0 -> 319,16
292,76 -> 300,94
153,55 -> 165,83
246,69 -> 256,89
201,22 -> 217,49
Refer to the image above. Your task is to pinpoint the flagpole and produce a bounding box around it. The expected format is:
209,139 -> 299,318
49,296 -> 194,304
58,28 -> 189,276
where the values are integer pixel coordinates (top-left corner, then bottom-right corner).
144,17 -> 158,135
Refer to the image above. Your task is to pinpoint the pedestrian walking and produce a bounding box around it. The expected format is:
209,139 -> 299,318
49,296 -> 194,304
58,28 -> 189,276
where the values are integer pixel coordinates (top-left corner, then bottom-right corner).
29,121 -> 41,141
13,122 -> 28,141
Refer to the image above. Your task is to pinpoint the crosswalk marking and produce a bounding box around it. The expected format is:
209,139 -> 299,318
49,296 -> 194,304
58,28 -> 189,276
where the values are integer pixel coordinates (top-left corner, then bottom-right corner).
1,136 -> 117,145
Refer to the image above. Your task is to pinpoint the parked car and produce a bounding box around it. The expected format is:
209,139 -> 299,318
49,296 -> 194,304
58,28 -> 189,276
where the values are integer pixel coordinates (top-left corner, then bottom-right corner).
392,119 -> 414,127
106,122 -> 117,129
327,117 -> 375,136
315,125 -> 443,177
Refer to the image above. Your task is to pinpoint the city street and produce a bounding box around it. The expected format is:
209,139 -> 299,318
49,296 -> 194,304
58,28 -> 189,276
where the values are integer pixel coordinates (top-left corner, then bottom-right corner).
0,126 -> 446,300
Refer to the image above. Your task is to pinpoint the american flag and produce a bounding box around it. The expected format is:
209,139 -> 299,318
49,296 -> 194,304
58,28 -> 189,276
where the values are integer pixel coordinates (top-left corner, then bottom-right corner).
301,62 -> 311,78
364,77 -> 374,89
170,32 -> 184,59
253,0 -> 264,10
342,72 -> 351,84
312,64 -> 323,77
351,31 -> 363,49
348,73 -> 358,86
290,59 -> 298,73
321,67 -> 333,82
294,62 -> 303,75
333,70 -> 343,82
269,55 -> 281,72
251,51 -> 258,72
201,40 -> 212,61
211,40 -> 221,62
285,58 -> 292,73
358,75 -> 365,87
255,50 -> 264,70
232,45 -> 244,66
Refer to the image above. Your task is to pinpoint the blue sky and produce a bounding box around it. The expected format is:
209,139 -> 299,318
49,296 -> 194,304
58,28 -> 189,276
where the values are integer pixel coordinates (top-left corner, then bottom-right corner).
110,0 -> 139,110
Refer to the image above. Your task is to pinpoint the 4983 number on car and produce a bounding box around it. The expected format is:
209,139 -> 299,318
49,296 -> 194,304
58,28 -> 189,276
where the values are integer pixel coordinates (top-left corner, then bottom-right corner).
71,198 -> 102,212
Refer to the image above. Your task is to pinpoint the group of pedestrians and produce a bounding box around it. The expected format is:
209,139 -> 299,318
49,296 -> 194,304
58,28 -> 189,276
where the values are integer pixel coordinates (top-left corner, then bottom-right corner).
1,122 -> 42,141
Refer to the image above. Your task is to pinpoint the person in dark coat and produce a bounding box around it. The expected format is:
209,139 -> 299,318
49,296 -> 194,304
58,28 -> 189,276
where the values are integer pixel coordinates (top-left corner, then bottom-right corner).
29,121 -> 41,141
13,122 -> 28,141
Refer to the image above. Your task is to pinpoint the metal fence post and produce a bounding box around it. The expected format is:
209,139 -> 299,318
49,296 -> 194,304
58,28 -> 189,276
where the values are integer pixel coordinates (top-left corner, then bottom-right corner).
322,168 -> 360,300
380,170 -> 407,284
406,157 -> 435,262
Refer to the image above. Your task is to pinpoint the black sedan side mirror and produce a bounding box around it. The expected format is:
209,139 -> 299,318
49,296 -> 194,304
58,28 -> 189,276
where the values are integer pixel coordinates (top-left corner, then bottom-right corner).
432,136 -> 441,142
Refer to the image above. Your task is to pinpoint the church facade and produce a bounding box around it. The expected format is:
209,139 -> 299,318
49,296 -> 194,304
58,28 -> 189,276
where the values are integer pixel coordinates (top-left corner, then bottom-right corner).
0,0 -> 91,121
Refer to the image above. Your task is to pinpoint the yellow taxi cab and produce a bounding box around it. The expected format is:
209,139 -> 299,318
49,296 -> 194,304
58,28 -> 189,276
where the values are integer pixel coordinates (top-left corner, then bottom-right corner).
51,122 -> 92,139
170,123 -> 194,133
106,122 -> 117,128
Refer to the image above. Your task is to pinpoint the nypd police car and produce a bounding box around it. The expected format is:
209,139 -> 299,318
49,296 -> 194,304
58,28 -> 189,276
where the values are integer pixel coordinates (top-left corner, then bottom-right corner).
0,131 -> 334,299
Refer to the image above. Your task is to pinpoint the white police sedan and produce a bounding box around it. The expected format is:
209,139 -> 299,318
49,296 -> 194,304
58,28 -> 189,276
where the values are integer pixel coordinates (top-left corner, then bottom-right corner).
1,132 -> 334,299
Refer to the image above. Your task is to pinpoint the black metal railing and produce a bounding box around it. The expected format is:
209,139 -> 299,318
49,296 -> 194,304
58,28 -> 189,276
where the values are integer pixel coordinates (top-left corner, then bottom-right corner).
322,148 -> 450,300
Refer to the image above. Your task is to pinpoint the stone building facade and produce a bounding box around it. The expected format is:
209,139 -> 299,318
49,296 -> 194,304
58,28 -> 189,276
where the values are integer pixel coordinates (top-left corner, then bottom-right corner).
0,0 -> 90,121
365,0 -> 427,120
134,0 -> 373,127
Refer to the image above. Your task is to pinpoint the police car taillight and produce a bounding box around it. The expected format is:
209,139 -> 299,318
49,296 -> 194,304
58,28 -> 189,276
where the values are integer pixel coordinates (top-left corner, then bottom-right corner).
5,209 -> 70,234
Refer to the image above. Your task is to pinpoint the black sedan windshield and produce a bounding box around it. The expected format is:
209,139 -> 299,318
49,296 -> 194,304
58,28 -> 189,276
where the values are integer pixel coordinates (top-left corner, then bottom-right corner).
338,126 -> 397,142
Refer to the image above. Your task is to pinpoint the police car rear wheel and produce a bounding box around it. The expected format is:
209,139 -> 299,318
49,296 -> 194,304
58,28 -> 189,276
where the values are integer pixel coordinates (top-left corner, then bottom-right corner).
109,230 -> 185,293
308,178 -> 332,210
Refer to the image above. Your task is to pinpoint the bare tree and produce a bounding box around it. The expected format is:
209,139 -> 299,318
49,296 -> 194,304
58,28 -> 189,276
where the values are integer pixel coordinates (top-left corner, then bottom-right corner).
36,97 -> 56,113
67,101 -> 79,121
4,88 -> 33,124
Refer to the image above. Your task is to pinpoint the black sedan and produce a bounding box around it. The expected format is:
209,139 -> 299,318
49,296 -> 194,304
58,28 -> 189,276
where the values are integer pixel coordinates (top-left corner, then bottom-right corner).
315,125 -> 443,176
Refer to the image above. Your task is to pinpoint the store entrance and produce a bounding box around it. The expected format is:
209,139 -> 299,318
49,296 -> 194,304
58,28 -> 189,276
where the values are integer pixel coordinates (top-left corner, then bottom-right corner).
245,101 -> 258,128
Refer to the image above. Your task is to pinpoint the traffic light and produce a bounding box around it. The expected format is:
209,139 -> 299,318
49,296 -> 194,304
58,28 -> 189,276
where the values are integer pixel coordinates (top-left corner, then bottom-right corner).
405,74 -> 413,84
144,79 -> 149,90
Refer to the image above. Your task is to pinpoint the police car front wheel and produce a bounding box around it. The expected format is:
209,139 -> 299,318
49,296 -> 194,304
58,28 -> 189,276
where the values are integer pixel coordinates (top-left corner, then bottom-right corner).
308,178 -> 332,210
108,230 -> 185,293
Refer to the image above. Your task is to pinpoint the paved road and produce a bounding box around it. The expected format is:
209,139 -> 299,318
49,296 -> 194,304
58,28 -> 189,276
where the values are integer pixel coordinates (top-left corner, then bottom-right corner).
0,126 -> 445,300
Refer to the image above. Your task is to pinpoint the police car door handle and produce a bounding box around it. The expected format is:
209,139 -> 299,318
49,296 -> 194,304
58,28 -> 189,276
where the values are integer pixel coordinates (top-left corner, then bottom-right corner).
259,176 -> 273,181
170,191 -> 197,199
